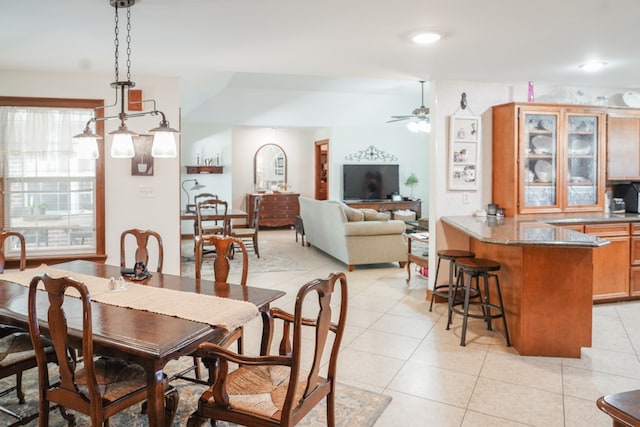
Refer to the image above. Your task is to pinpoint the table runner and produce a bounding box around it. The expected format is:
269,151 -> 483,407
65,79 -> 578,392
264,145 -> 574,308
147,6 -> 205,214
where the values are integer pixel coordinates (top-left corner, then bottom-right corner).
0,264 -> 258,331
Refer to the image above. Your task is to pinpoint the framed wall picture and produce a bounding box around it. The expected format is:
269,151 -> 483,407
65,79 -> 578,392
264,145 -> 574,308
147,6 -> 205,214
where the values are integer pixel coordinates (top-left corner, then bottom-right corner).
448,116 -> 480,190
131,134 -> 154,176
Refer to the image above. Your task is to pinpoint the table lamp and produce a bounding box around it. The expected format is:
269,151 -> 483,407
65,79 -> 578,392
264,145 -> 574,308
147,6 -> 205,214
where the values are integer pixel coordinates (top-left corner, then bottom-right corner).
181,179 -> 206,212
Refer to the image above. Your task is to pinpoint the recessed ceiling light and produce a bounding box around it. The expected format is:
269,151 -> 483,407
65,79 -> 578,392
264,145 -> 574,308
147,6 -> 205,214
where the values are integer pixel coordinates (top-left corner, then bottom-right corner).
412,32 -> 442,45
579,61 -> 607,72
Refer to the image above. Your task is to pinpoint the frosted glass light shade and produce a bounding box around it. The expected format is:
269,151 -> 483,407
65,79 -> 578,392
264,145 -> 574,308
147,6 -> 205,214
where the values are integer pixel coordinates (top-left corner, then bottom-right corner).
110,133 -> 135,158
150,131 -> 177,158
72,127 -> 101,159
75,136 -> 100,159
407,119 -> 431,133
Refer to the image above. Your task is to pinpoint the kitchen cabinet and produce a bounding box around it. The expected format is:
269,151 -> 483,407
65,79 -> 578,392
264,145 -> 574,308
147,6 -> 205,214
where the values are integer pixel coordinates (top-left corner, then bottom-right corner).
492,103 -> 606,216
630,223 -> 640,296
247,193 -> 299,228
585,223 -> 630,301
607,110 -> 640,180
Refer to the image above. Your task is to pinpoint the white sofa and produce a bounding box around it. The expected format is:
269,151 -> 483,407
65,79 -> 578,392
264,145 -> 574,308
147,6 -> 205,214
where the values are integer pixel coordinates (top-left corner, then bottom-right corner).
299,197 -> 407,271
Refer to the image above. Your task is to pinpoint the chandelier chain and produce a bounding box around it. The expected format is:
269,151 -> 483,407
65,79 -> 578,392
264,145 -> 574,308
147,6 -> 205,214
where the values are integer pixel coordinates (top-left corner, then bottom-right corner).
126,7 -> 132,82
114,4 -> 119,82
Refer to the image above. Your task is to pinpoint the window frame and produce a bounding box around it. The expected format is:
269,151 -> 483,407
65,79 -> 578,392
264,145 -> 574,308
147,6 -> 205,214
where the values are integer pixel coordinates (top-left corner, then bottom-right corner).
0,96 -> 106,266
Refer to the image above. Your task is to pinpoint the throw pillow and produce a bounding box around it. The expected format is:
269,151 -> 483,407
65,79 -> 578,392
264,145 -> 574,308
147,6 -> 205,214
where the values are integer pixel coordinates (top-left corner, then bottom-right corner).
343,206 -> 364,222
360,208 -> 390,221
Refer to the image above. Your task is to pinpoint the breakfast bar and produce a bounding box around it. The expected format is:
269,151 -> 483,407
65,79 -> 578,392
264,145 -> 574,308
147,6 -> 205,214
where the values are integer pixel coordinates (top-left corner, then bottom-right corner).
441,215 -> 609,358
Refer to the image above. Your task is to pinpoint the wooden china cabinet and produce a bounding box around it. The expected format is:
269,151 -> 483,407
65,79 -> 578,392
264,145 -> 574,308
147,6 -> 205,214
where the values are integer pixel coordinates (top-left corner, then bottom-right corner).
492,102 -> 606,216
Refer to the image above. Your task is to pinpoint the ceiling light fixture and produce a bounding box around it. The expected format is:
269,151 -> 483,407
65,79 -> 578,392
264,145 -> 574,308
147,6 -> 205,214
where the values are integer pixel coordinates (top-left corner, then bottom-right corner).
407,119 -> 431,133
73,0 -> 179,159
579,60 -> 607,72
411,32 -> 442,45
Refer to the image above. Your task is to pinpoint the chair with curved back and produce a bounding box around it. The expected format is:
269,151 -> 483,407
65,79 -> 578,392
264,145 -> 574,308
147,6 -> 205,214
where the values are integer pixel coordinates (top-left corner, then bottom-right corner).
230,195 -> 262,258
27,273 -> 179,427
120,228 -> 164,273
0,230 -> 54,426
0,231 -> 26,273
175,235 -> 249,384
186,272 -> 348,427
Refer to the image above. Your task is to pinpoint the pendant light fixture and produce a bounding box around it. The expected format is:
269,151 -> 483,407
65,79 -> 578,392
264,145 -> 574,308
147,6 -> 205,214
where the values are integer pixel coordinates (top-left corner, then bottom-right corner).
73,0 -> 179,159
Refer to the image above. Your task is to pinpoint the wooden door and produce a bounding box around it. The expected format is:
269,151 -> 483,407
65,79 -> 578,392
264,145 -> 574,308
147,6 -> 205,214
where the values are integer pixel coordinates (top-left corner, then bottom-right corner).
315,139 -> 328,200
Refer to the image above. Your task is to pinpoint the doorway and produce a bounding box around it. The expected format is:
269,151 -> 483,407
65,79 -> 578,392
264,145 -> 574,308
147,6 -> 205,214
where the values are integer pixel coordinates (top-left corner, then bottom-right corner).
315,139 -> 329,200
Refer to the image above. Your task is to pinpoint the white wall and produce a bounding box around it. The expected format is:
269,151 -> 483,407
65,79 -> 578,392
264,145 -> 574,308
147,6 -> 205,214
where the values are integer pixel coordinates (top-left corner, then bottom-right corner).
328,126 -> 429,210
231,127 -> 316,207
0,70 -> 182,274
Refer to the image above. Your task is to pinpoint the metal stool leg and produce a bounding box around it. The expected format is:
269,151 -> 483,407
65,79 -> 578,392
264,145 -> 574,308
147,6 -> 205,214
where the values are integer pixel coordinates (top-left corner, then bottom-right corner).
429,256 -> 444,312
493,274 -> 511,346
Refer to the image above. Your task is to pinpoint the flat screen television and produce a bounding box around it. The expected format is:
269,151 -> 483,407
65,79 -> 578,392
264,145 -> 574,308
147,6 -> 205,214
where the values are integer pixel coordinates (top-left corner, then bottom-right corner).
343,164 -> 399,201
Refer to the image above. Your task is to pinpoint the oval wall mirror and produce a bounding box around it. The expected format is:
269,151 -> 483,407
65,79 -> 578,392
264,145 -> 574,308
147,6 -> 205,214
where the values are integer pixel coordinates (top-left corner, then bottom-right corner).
254,143 -> 287,191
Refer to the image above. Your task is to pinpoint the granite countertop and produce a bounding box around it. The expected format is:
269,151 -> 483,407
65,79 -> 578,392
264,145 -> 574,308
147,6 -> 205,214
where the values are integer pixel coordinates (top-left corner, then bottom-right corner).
441,215 -> 611,248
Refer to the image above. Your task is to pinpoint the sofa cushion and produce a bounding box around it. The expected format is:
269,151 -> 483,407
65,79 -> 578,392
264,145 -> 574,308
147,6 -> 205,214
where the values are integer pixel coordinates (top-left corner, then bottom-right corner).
343,220 -> 407,236
360,208 -> 390,221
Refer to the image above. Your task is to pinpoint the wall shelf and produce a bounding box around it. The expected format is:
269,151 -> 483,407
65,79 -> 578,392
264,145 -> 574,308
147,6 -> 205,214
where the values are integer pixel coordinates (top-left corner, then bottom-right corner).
186,165 -> 223,174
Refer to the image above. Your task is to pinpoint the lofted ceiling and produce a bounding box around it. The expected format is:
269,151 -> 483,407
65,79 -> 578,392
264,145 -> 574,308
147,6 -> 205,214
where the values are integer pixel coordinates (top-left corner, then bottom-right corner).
2,0 -> 639,122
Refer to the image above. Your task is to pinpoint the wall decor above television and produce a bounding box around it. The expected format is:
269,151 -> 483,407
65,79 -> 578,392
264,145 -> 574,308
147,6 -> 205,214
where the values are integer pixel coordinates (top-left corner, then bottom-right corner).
343,164 -> 399,201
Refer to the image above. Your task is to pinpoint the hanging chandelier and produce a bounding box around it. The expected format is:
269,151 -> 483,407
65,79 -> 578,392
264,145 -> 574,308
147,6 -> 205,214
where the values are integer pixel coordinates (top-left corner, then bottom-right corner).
73,0 -> 178,159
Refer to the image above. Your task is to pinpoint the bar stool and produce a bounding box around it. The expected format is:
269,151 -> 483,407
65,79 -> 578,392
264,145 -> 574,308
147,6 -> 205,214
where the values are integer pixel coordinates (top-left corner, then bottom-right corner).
429,250 -> 475,323
451,257 -> 511,347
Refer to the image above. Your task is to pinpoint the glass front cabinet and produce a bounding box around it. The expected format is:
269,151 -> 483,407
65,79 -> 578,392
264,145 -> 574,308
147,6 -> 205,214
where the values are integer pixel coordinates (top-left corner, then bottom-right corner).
492,103 -> 605,216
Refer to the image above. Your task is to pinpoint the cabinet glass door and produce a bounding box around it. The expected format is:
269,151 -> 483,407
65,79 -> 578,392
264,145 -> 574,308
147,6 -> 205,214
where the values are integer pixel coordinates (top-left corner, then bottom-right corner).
565,114 -> 599,207
522,113 -> 559,210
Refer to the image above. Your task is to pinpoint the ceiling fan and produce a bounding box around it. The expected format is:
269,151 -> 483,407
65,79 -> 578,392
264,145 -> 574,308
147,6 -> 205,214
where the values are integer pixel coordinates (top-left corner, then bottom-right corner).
387,80 -> 431,133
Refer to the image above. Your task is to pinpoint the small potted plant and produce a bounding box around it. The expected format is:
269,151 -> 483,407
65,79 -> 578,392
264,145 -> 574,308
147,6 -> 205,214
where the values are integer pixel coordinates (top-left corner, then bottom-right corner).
404,173 -> 419,199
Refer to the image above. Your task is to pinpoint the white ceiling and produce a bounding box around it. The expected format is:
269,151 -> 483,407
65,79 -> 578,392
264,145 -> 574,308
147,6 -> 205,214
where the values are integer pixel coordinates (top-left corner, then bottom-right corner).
2,0 -> 640,119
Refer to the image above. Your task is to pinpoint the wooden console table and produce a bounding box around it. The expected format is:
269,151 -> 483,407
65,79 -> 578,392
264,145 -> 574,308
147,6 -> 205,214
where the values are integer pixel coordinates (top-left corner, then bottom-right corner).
344,199 -> 422,219
247,193 -> 300,228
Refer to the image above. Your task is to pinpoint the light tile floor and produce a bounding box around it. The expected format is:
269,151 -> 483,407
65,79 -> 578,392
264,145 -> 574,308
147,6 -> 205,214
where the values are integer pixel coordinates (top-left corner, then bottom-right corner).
213,229 -> 639,427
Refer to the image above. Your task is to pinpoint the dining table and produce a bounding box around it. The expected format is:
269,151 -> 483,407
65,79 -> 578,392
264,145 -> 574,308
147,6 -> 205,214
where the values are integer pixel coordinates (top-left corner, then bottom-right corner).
0,260 -> 285,426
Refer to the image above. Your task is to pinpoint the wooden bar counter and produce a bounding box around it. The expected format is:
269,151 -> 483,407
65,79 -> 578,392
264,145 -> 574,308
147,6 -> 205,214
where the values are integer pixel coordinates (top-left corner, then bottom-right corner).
441,215 -> 609,358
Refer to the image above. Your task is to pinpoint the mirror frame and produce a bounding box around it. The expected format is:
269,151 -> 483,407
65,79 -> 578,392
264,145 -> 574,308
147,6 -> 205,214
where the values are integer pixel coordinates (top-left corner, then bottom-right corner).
254,143 -> 287,191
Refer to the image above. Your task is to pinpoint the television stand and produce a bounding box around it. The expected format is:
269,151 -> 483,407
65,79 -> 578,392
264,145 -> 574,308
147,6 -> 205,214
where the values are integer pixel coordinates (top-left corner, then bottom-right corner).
344,199 -> 422,219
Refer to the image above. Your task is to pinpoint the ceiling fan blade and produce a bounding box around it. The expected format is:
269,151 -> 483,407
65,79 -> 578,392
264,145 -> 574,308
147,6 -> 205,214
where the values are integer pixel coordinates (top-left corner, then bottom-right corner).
389,115 -> 414,119
387,117 -> 412,123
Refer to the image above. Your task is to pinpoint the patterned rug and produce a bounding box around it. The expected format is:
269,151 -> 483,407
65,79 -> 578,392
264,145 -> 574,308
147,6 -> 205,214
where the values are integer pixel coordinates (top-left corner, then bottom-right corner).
0,358 -> 391,426
181,239 -> 303,276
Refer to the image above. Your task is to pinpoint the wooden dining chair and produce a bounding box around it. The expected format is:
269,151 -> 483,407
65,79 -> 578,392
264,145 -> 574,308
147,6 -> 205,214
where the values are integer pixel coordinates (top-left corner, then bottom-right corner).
0,230 -> 48,425
186,272 -> 348,427
230,195 -> 262,258
120,228 -> 164,273
0,231 -> 26,272
177,235 -> 249,384
27,273 -> 180,427
0,324 -> 58,426
195,198 -> 229,258
193,193 -> 219,237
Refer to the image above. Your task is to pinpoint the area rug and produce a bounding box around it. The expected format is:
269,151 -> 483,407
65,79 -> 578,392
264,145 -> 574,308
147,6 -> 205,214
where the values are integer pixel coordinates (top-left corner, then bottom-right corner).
0,357 -> 391,426
181,239 -> 303,276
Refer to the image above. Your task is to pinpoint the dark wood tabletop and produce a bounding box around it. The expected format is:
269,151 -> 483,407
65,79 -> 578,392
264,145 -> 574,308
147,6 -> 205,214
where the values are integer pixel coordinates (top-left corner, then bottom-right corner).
0,260 -> 285,426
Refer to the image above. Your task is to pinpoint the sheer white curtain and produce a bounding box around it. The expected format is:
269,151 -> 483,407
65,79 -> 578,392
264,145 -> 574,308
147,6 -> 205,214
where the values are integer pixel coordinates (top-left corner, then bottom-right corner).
0,106 -> 96,255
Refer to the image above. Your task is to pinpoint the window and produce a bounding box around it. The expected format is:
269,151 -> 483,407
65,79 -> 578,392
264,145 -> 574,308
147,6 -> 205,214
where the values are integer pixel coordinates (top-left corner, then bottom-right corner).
0,97 -> 105,260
